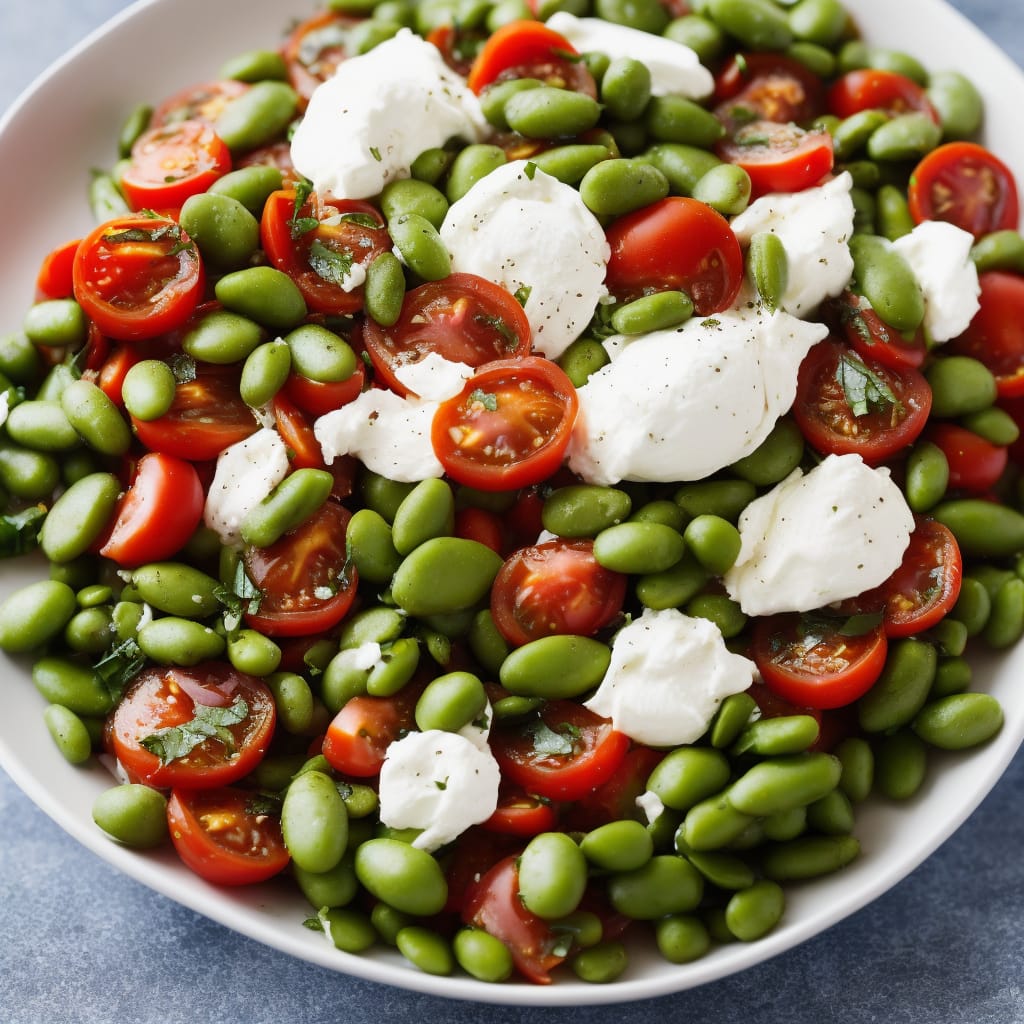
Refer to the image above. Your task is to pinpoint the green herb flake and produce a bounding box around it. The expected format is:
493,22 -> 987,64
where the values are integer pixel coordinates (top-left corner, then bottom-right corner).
288,177 -> 319,239
468,388 -> 498,412
700,318 -> 721,329
369,146 -> 382,162
839,611 -> 884,637
139,695 -> 249,766
303,916 -> 326,933
835,351 -> 902,418
474,312 -> 520,351
308,239 -> 355,287
336,211 -> 382,229
524,161 -> 538,181
245,792 -> 283,818
169,352 -> 197,385
513,284 -> 532,307
0,505 -> 45,558
93,637 -> 147,703
435,777 -> 449,791
526,720 -> 576,757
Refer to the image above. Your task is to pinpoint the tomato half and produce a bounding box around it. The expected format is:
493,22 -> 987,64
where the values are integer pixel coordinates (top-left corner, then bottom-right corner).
167,787 -> 290,886
714,53 -> 825,131
322,689 -> 417,777
908,142 -> 1020,239
455,506 -> 505,554
834,291 -> 927,370
73,216 -> 204,342
716,121 -> 834,197
827,69 -> 940,123
751,613 -> 889,710
35,238 -> 81,301
98,452 -> 204,567
467,21 -> 593,97
282,363 -> 366,417
107,663 -> 276,788
604,197 -> 744,316
490,700 -> 630,801
272,393 -> 326,469
927,422 -> 1008,494
564,745 -> 664,832
792,340 -> 932,464
131,363 -> 259,461
261,189 -> 390,315
244,499 -> 358,637
949,271 -> 1024,397
490,539 -> 627,647
481,786 -> 558,837
151,80 -> 249,127
463,855 -> 566,985
283,11 -> 362,105
362,274 -> 532,398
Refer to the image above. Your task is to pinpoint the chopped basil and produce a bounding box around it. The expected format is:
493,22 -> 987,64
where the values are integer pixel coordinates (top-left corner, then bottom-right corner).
93,637 -> 147,703
0,505 -> 45,558
245,792 -> 283,818
513,284 -> 532,307
102,219 -> 194,256
308,239 -> 355,287
526,720 -> 578,757
335,211 -> 381,229
701,318 -> 721,328
468,388 -> 498,412
524,161 -> 538,181
474,312 -> 519,351
214,561 -> 264,628
289,177 -> 319,239
838,610 -> 885,637
303,916 -> 325,933
369,146 -> 382,162
835,351 -> 902,417
169,352 -> 197,384
435,777 -> 449,791
139,695 -> 249,765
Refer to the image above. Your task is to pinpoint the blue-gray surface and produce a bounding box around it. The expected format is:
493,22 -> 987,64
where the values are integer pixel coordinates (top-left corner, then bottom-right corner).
2,2 -> 1023,1022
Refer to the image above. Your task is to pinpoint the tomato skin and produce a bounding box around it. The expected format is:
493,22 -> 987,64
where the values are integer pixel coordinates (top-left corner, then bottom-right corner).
272,393 -> 326,470
167,787 -> 290,886
716,121 -> 834,197
152,80 -> 249,128
490,701 -> 630,801
827,69 -> 940,123
792,340 -> 932,464
35,238 -> 81,301
751,614 -> 889,710
927,423 -> 1008,494
322,690 -> 417,777
467,21 -> 581,94
282,364 -> 365,417
455,506 -> 505,554
98,452 -> 204,567
283,11 -> 361,105
564,745 -> 664,832
361,273 -> 532,399
244,500 -> 358,638
604,197 -> 744,316
107,664 -> 276,788
714,53 -> 825,129
949,272 -> 1024,397
432,357 -> 579,492
481,787 -> 558,837
490,539 -> 627,647
73,216 -> 205,342
834,291 -> 927,371
908,142 -> 1020,239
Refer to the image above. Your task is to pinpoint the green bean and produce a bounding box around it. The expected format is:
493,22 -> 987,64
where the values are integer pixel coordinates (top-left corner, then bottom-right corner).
39,472 -> 121,564
678,792 -> 756,851
117,103 -> 153,157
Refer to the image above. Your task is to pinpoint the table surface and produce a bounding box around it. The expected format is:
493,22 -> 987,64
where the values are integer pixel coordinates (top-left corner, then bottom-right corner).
2,2 -> 1023,1022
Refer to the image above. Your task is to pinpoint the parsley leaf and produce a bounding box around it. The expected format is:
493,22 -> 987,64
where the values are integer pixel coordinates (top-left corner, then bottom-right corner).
369,146 -> 382,162
303,916 -> 325,933
835,351 -> 902,417
102,220 -> 194,256
335,211 -> 381,229
468,388 -> 498,412
93,637 -> 147,704
288,177 -> 319,239
526,720 -> 576,757
435,777 -> 449,791
139,695 -> 249,765
245,792 -> 283,818
0,505 -> 45,558
308,239 -> 355,286
214,561 -> 264,628
524,161 -> 538,181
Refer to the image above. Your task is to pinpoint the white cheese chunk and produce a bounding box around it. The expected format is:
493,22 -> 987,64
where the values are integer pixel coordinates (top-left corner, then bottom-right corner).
332,641 -> 384,674
585,609 -> 755,747
636,790 -> 665,826
203,428 -> 289,545
730,172 -> 856,317
458,699 -> 493,752
545,12 -> 714,99
567,298 -> 827,484
892,220 -> 981,342
724,453 -> 915,616
290,29 -> 486,200
314,388 -> 443,483
440,161 -> 610,359
378,730 -> 501,851
393,352 -> 474,401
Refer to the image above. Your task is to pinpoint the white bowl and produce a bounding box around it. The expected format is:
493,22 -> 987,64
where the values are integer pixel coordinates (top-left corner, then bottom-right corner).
1,0 -> 1023,1006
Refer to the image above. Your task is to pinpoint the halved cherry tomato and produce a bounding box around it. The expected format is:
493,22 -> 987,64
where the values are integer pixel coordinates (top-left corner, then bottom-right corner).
908,142 -> 1019,239
564,745 -> 664,832
261,189 -> 390,315
282,363 -> 366,417
283,11 -> 362,105
716,121 -> 834,197
362,273 -> 532,398
834,291 -> 927,370
167,786 -> 290,886
73,215 -> 204,342
131,363 -> 258,461
949,272 -> 1024,397
463,854 -> 565,985
751,613 -> 889,710
322,687 -> 418,777
454,506 -> 505,554
237,141 -> 299,186
107,663 -> 276,788
792,339 -> 932,464
121,120 -> 232,212
490,700 -> 630,801
272,392 -> 326,469
427,23 -> 488,76
927,422 -> 1008,494
714,53 -> 825,131
431,357 -> 578,491
151,80 -> 249,127
604,197 -> 744,316
244,500 -> 358,638
96,344 -> 140,408
35,238 -> 81,301
98,452 -> 204,567
481,785 -> 558,837
490,539 -> 627,647
467,21 -> 593,97
827,69 -> 940,123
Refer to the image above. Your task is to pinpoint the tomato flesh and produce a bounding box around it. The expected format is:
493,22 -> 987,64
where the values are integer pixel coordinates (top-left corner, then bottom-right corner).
949,271 -> 1024,397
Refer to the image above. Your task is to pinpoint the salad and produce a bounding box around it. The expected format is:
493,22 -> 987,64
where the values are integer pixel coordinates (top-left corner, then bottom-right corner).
1,0 -> 1023,990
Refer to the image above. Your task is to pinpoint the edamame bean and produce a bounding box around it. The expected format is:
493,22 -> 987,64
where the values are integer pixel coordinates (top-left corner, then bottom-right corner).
60,379 -> 132,456
322,908 -> 377,953
983,576 -> 1024,649
389,213 -> 451,281
655,914 -> 711,964
960,407 -> 1020,446
392,478 -> 455,555
610,291 -> 693,334
706,0 -> 793,50
136,616 -> 226,666
220,48 -> 289,83
664,16 -> 725,64
647,747 -> 731,811
89,171 -> 131,221
241,468 -> 334,548
849,234 -> 925,333
857,638 -> 937,733
480,78 -> 545,131
596,0 -> 668,31
117,102 -> 153,157
354,838 -> 448,915
932,656 -> 972,698
932,617 -> 968,658
725,881 -> 785,941
0,580 -> 77,653
832,110 -> 889,161
227,630 -> 282,677
209,165 -> 284,216
415,672 -> 487,732
932,499 -> 1024,557
391,537 -> 503,616
876,184 -> 915,241
607,855 -> 703,918
395,926 -> 453,975
23,299 -> 88,349
731,715 -> 820,757
505,87 -> 603,139
692,163 -> 752,216
630,499 -> 686,530
762,835 -> 860,881
709,691 -> 757,749
558,337 -> 610,387
214,81 -> 299,153
92,784 -> 168,848
681,848 -> 755,891
43,704 -> 93,764
835,736 -> 874,802
285,324 -> 357,384
380,178 -> 449,230
346,508 -> 403,584
642,143 -> 722,195
266,671 -> 314,732
366,638 -> 421,697
365,252 -> 407,327
581,820 -> 653,872
294,854 -> 359,911
499,635 -> 611,699
762,806 -> 807,842
5,400 -> 80,452
683,514 -> 741,574
321,649 -> 372,713
904,441 -> 949,512
729,417 -> 804,485
542,484 -> 632,537
579,158 -> 669,217
519,832 -> 588,919
912,693 -> 1004,750
240,340 -> 291,407
282,770 -> 349,873
179,193 -> 260,269
469,610 -> 511,676
971,230 -> 1024,275
0,442 -> 59,499
806,788 -> 855,835
132,562 -> 221,617
786,0 -> 846,46
926,356 -> 996,417
487,0 -> 533,26
529,143 -> 612,186
678,792 -> 755,851
950,576 -> 990,637
572,942 -> 628,984
453,928 -> 514,982
122,360 -> 177,421
927,70 -> 983,139
39,472 -> 121,563
727,754 -> 842,817
215,266 -> 307,330
593,521 -> 685,574
601,58 -> 652,122
685,593 -> 747,638
645,96 -> 725,148
32,657 -> 113,716
675,479 -> 756,523
874,730 -> 928,800
0,332 -> 42,384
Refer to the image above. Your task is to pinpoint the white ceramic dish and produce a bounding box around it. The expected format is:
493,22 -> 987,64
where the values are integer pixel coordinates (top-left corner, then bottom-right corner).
2,0 -> 1023,1006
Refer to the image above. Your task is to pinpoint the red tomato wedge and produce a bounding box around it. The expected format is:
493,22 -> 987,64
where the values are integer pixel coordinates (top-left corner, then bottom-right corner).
949,271 -> 1024,397
717,121 -> 834,197
834,291 -> 927,370
467,21 -> 590,96
322,687 -> 419,777
927,423 -> 1008,494
35,238 -> 81,301
283,10 -> 362,105
827,69 -> 940,123
151,80 -> 248,128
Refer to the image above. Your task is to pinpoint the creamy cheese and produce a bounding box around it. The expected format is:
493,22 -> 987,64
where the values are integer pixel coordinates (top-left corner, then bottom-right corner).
567,297 -> 827,484
378,730 -> 501,851
892,220 -> 981,342
332,641 -> 384,674
545,12 -> 714,99
440,160 -> 610,359
724,453 -> 915,616
393,352 -> 474,401
457,699 -> 493,752
636,790 -> 665,826
314,388 -> 443,482
730,172 -> 856,317
203,428 -> 290,545
290,29 -> 486,200
584,609 -> 755,747
0,391 -> 9,430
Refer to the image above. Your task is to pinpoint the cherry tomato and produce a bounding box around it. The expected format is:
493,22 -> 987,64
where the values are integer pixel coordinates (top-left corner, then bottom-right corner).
431,357 -> 579,491
131,363 -> 259,462
751,613 -> 889,710
949,272 -> 1024,397
564,745 -> 664,832
237,141 -> 299,187
244,500 -> 358,638
151,80 -> 249,127
490,700 -> 630,801
282,363 -> 366,417
96,344 -> 141,408
98,452 -> 204,567
481,786 -> 558,837
927,422 -> 1008,494
107,663 -> 276,788
121,120 -> 231,212
908,142 -> 1019,239
261,189 -> 390,315
35,238 -> 81,301
714,53 -> 825,131
322,688 -> 418,777
490,539 -> 627,647
716,121 -> 834,197
834,291 -> 927,370
792,340 -> 932,464
454,506 -> 505,554
827,69 -> 940,123
604,197 -> 744,316
167,786 -> 290,886
73,215 -> 204,342
427,23 -> 487,76
462,854 -> 566,985
272,393 -> 326,469
362,274 -> 532,398
283,11 -> 362,105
